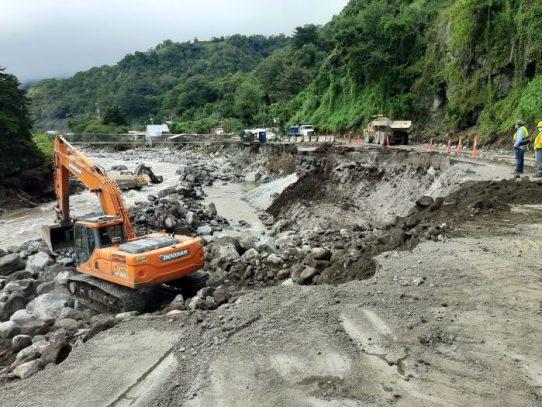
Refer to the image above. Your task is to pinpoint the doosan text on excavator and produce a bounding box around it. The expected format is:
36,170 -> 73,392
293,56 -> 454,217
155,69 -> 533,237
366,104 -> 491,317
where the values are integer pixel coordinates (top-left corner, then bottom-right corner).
41,136 -> 206,313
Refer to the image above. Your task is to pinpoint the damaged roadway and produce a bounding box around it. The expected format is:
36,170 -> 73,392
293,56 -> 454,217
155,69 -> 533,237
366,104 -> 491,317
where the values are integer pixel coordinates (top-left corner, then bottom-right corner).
2,210 -> 541,406
0,142 -> 541,406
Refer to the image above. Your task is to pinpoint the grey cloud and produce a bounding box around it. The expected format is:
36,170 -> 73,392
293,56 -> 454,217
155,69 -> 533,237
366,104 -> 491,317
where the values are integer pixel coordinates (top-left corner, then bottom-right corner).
0,0 -> 347,82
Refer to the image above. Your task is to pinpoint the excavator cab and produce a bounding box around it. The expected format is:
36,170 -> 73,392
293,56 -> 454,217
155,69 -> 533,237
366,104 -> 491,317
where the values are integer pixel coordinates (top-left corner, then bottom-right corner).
73,216 -> 125,265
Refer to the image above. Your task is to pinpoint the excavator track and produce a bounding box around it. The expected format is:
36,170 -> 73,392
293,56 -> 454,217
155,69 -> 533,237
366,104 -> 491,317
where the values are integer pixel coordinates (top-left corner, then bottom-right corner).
67,273 -> 146,314
161,271 -> 208,297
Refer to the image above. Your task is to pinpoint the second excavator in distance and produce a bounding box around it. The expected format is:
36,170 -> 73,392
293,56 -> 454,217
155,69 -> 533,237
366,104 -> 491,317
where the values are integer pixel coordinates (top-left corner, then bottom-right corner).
42,136 -> 206,313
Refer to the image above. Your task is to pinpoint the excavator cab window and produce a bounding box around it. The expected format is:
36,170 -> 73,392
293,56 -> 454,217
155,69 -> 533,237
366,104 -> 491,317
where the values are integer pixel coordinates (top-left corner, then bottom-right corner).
74,225 -> 96,265
98,224 -> 125,247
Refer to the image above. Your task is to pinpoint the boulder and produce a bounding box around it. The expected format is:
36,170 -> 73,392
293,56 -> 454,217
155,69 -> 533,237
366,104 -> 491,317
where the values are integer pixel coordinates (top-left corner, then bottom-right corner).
245,171 -> 262,182
10,309 -> 37,326
311,247 -> 332,261
10,310 -> 49,336
298,267 -> 319,285
196,296 -> 216,310
161,301 -> 187,314
26,292 -> 72,322
185,211 -> 200,228
212,287 -> 230,306
5,270 -> 33,283
241,248 -> 259,260
40,264 -> 68,282
212,243 -> 240,261
0,320 -> 21,339
266,253 -> 283,266
4,279 -> 36,296
415,196 -> 435,209
238,234 -> 256,251
36,281 -> 55,296
54,271 -> 71,287
57,307 -> 84,321
54,318 -> 83,332
255,237 -> 277,253
25,251 -> 53,274
115,311 -> 139,322
82,316 -> 116,342
204,202 -> 217,218
12,359 -> 40,379
0,293 -> 28,321
12,334 -> 32,351
14,340 -> 49,364
277,269 -> 291,280
0,254 -> 25,276
197,225 -> 213,235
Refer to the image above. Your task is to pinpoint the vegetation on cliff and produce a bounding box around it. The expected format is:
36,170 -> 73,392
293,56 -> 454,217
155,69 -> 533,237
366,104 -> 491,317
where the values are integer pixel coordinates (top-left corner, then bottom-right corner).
28,0 -> 542,141
0,68 -> 44,177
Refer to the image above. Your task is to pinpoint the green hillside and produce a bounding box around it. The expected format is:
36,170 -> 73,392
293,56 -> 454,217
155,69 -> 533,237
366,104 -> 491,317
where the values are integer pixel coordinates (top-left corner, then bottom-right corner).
28,35 -> 288,130
295,0 -> 542,141
28,1 -> 542,141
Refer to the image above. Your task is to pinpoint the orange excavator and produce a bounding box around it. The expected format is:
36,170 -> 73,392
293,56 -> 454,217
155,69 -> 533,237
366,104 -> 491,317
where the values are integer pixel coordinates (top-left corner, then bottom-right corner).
42,136 -> 206,313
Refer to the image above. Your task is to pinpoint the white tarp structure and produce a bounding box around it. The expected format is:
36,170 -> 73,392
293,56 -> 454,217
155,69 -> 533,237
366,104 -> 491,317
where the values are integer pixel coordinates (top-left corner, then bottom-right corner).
145,124 -> 170,139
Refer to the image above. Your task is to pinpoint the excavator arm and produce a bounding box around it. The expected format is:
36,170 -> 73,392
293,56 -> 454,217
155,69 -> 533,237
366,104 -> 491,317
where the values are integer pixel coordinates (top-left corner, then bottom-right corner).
51,136 -> 135,239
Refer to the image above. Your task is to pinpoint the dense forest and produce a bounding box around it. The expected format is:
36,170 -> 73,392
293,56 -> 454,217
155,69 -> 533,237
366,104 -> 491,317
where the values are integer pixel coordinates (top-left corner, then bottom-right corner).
28,0 -> 542,142
0,69 -> 44,177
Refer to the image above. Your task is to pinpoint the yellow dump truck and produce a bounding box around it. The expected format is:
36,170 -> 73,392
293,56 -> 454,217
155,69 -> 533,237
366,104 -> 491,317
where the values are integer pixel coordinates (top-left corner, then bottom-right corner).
363,115 -> 412,146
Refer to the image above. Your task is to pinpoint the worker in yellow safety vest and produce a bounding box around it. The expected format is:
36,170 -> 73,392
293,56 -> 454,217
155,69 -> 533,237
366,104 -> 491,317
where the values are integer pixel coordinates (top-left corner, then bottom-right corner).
513,120 -> 530,176
534,121 -> 542,177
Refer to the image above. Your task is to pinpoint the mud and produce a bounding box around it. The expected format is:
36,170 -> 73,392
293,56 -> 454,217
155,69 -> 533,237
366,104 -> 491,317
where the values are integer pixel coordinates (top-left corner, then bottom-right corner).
1,141 -> 542,405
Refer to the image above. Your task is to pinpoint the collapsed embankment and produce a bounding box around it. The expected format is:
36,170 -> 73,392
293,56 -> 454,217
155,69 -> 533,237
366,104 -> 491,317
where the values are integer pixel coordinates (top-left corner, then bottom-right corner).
1,141 -> 541,383
0,163 -> 54,213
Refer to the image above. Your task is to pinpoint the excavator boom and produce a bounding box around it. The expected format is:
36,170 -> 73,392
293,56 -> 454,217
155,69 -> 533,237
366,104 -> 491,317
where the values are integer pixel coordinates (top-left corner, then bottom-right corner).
43,136 -> 134,251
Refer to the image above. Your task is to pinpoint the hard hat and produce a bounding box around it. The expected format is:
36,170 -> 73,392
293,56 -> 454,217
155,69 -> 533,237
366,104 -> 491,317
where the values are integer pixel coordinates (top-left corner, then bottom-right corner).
537,121 -> 542,128
515,119 -> 525,126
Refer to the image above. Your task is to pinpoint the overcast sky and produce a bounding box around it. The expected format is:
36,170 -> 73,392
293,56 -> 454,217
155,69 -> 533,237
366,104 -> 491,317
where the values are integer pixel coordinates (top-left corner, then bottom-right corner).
0,0 -> 348,83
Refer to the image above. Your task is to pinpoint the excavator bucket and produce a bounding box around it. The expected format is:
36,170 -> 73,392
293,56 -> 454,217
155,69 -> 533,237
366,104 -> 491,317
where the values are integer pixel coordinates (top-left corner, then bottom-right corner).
41,224 -> 74,253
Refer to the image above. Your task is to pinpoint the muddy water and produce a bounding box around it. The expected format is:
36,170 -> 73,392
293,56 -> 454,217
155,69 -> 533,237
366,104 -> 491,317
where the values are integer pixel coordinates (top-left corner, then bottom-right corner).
204,182 -> 265,233
0,148 -> 263,249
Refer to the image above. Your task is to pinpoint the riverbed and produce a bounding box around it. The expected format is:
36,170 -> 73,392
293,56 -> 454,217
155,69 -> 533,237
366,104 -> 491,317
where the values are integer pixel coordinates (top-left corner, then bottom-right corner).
0,148 -> 263,249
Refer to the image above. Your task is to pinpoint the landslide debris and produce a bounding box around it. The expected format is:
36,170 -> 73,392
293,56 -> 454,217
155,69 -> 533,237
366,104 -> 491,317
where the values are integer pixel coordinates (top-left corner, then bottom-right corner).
2,142 -> 542,384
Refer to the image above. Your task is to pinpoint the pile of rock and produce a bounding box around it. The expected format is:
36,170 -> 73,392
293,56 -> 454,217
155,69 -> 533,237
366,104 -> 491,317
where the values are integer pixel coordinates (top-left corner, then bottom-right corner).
201,228 -> 338,287
0,242 -> 121,381
130,185 -> 229,236
176,153 -> 242,185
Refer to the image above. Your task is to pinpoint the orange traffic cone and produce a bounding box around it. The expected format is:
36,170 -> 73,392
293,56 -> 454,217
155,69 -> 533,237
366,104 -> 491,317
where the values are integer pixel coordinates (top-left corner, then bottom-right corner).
472,136 -> 479,158
455,136 -> 463,154
446,138 -> 452,153
429,138 -> 434,152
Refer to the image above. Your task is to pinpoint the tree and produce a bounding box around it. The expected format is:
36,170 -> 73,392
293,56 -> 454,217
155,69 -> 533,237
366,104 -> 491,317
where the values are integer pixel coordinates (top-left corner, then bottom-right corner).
233,79 -> 264,124
292,25 -> 320,49
0,68 -> 43,176
102,106 -> 128,126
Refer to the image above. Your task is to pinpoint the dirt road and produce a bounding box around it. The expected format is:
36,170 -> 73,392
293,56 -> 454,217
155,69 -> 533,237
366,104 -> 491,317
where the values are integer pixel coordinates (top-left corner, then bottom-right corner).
2,206 -> 540,406
1,143 -> 541,406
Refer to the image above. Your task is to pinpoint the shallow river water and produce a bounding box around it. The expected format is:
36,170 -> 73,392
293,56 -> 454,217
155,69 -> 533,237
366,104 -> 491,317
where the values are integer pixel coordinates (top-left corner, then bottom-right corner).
0,148 -> 262,249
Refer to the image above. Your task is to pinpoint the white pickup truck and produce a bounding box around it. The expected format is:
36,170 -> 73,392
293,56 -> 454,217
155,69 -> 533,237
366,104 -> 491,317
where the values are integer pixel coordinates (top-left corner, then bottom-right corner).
299,124 -> 316,141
